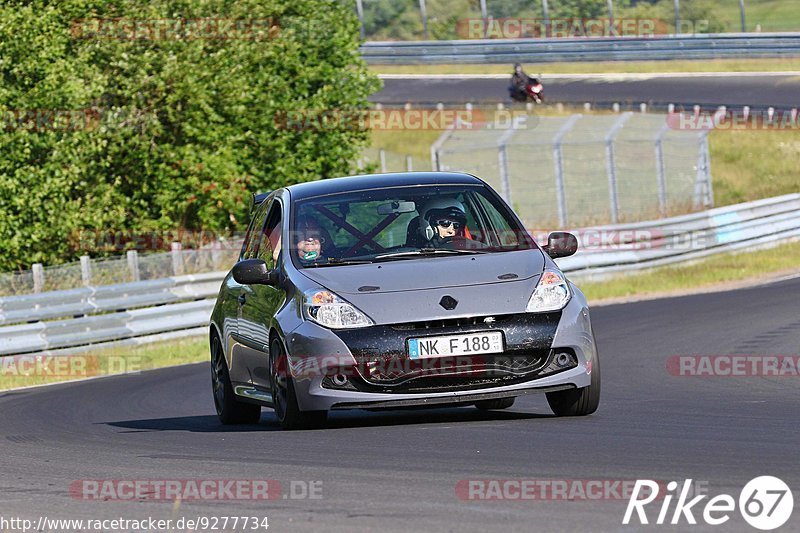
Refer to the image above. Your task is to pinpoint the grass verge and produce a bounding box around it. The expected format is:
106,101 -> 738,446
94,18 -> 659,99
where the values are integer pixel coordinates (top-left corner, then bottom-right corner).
578,240 -> 800,302
0,337 -> 208,391
371,58 -> 800,76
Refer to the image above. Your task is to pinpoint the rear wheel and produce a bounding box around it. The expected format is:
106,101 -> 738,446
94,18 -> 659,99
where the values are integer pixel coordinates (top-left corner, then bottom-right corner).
269,339 -> 327,430
546,352 -> 601,416
211,335 -> 261,425
474,397 -> 515,410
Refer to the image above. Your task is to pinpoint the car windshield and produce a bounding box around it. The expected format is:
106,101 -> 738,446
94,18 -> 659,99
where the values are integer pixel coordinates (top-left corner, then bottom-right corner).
290,184 -> 537,267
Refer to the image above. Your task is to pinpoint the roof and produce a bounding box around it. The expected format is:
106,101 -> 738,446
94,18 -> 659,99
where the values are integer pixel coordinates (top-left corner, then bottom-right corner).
284,172 -> 485,201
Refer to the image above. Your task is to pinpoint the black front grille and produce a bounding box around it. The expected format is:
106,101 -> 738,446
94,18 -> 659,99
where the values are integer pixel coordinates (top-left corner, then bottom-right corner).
391,315 -> 512,331
336,349 -> 578,394
332,312 -> 564,394
359,352 -> 549,384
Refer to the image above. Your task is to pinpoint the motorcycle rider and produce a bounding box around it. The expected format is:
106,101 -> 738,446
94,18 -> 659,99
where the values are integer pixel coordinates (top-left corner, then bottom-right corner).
509,63 -> 541,102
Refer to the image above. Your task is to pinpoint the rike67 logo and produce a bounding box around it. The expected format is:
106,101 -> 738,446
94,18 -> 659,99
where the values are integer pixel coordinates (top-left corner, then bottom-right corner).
623,477 -> 794,530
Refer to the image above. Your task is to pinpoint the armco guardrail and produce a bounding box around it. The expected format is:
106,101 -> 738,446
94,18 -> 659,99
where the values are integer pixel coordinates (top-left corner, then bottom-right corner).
0,299 -> 215,356
1,194 -> 799,356
0,271 -> 224,326
360,33 -> 800,64
557,193 -> 800,279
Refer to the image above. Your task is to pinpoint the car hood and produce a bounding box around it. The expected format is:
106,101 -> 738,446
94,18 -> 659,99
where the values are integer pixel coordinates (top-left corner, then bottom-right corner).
299,249 -> 544,294
297,250 -> 546,324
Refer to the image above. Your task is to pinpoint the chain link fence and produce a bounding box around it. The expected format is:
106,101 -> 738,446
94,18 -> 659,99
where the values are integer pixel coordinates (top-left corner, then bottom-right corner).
0,244 -> 241,297
431,111 -> 713,229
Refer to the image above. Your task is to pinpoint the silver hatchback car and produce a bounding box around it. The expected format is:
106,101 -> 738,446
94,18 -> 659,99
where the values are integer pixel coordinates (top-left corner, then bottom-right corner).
210,172 -> 599,429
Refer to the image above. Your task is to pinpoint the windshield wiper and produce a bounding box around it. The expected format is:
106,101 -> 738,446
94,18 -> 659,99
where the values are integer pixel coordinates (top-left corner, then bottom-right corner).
304,258 -> 374,267
373,249 -> 490,261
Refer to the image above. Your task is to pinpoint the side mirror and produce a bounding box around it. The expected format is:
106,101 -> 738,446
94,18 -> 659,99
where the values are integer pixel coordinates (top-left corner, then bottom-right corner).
543,232 -> 578,259
232,259 -> 279,286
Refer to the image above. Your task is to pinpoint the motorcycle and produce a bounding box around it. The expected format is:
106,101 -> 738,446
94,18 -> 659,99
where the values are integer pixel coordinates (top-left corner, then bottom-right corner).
509,79 -> 544,104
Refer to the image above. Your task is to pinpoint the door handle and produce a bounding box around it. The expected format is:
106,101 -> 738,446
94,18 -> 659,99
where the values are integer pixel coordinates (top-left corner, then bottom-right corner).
237,294 -> 247,306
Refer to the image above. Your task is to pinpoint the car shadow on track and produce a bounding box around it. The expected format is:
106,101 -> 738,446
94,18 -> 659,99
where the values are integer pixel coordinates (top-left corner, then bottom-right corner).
103,408 -> 552,433
321,407 -> 553,430
104,415 -> 281,433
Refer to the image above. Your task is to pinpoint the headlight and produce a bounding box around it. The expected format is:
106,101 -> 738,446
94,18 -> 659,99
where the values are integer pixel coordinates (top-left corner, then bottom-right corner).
526,270 -> 571,312
303,289 -> 373,329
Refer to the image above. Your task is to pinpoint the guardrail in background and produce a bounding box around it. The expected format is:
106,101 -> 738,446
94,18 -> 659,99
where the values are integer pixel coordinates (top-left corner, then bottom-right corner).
558,193 -> 800,280
1,299 -> 215,356
1,194 -> 799,356
0,271 -> 224,326
360,33 -> 800,63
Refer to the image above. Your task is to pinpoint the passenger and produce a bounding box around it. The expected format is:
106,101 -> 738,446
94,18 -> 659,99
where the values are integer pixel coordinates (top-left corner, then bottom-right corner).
294,216 -> 328,262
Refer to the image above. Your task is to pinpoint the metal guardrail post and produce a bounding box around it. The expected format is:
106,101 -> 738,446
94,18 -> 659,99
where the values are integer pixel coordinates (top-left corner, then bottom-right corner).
605,112 -> 633,224
694,132 -> 714,209
552,114 -> 582,228
655,123 -> 671,217
541,0 -> 550,37
127,250 -> 141,282
479,0 -> 488,38
497,123 -> 519,205
418,0 -> 429,40
607,0 -> 616,35
171,242 -> 184,276
739,0 -> 747,32
32,263 -> 44,293
355,0 -> 365,40
80,256 -> 92,287
430,124 -> 456,171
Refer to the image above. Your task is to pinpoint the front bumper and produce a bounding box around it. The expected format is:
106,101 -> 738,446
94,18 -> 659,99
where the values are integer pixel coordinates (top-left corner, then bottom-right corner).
283,293 -> 597,412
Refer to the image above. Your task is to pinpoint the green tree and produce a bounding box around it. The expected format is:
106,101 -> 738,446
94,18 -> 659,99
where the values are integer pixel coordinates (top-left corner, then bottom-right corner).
0,0 -> 380,271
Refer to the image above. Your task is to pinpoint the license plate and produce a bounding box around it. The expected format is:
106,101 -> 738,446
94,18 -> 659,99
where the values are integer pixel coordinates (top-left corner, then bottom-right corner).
407,331 -> 504,359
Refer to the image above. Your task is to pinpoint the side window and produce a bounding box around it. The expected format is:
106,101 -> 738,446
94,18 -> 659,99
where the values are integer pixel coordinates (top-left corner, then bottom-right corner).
475,193 -> 523,247
241,200 -> 271,260
256,202 -> 282,270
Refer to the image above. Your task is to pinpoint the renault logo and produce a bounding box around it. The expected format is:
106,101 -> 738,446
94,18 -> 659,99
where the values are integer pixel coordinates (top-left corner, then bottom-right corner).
439,295 -> 458,310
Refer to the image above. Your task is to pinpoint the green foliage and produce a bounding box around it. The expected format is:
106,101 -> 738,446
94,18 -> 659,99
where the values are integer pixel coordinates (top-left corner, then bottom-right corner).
0,0 -> 380,271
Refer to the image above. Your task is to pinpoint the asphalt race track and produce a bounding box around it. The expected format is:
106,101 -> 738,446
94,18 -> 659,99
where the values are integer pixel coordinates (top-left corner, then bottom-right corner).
1,276 -> 799,532
373,74 -> 800,111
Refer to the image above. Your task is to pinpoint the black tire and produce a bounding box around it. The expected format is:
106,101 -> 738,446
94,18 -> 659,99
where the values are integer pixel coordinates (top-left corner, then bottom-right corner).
269,339 -> 327,430
546,352 -> 601,416
474,397 -> 515,410
211,335 -> 261,425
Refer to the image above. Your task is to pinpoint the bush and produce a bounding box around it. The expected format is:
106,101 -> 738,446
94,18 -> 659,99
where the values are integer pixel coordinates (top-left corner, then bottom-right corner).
0,0 -> 380,271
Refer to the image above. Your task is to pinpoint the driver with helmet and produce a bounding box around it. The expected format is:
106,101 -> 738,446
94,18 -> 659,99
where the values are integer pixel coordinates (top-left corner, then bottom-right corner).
418,198 -> 485,250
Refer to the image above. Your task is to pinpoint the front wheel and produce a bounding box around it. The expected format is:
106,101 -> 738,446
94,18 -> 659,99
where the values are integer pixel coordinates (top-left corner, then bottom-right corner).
269,339 -> 327,430
211,335 -> 261,425
546,352 -> 600,416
